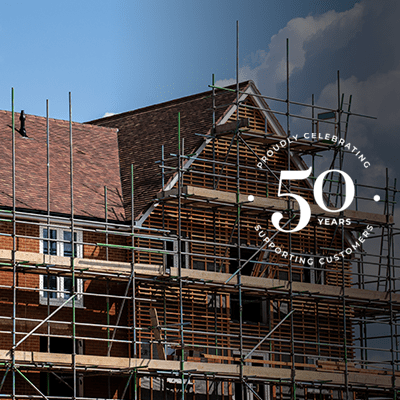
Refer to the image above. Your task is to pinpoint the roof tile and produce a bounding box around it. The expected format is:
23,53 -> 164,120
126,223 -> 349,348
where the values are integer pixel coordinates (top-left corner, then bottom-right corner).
0,111 -> 124,221
89,82 -> 251,220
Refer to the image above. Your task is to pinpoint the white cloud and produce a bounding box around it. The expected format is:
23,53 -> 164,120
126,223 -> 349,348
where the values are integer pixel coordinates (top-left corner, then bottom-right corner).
216,2 -> 365,96
103,112 -> 115,118
316,68 -> 400,132
309,66 -> 400,181
217,0 -> 400,189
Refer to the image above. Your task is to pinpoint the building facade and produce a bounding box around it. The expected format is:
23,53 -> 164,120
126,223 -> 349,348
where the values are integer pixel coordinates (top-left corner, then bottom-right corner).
0,82 -> 397,399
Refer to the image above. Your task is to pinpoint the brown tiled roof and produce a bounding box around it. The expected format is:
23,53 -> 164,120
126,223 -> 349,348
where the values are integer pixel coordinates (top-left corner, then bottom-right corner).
0,111 -> 124,221
89,82 -> 251,220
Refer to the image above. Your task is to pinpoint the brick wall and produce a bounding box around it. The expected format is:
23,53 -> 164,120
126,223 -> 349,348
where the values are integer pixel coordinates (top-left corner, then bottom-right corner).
0,219 -> 131,397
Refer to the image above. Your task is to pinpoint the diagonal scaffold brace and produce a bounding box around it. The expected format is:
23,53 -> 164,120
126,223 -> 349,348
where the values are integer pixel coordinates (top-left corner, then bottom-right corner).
12,294 -> 76,350
225,216 -> 295,284
243,309 -> 295,361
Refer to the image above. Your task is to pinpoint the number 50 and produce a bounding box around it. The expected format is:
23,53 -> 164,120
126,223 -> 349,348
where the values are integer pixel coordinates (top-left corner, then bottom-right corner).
271,167 -> 355,233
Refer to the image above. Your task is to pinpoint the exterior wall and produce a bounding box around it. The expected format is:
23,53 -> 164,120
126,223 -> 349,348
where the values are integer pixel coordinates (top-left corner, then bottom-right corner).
0,220 -> 130,398
0,98 -> 375,399
126,100 -> 355,399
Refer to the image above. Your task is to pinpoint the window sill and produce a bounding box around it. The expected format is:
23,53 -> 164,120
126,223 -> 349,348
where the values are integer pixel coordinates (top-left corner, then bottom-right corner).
39,297 -> 84,308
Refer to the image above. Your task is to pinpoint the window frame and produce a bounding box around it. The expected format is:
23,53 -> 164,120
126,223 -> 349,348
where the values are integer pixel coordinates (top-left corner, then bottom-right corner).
39,275 -> 84,307
163,237 -> 189,269
39,226 -> 83,258
39,226 -> 84,307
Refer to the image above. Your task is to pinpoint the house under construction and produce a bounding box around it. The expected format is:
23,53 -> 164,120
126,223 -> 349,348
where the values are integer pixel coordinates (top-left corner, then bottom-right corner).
0,76 -> 398,400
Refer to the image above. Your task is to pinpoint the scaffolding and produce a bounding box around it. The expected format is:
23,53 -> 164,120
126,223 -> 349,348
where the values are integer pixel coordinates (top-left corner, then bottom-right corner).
0,24 -> 399,400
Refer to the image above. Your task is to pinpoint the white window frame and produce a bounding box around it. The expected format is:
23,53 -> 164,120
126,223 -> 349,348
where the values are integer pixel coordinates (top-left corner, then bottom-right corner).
39,275 -> 84,307
39,226 -> 83,258
39,226 -> 84,307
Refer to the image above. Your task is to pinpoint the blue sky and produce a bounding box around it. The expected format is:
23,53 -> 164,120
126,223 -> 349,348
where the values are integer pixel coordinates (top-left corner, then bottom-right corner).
0,0 -> 360,122
0,0 -> 398,188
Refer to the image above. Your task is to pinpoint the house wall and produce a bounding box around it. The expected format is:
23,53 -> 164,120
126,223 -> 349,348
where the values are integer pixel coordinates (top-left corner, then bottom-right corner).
0,98 -> 361,399
124,101 -> 355,399
0,221 -> 131,398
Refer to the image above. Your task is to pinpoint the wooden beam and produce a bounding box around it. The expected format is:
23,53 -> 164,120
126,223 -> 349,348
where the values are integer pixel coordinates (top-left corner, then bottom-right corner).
149,308 -> 166,360
0,249 -> 162,279
2,249 -> 399,306
1,350 -> 398,388
158,186 -> 392,225
214,118 -> 250,135
170,267 -> 400,305
203,354 -> 318,369
233,130 -> 334,152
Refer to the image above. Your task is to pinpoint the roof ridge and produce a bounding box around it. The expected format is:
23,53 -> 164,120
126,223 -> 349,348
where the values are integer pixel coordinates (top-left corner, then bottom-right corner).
87,81 -> 252,124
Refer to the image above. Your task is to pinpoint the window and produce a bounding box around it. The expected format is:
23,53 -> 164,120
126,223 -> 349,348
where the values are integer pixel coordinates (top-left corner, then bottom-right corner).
229,247 -> 257,276
207,293 -> 227,312
231,294 -> 267,324
39,226 -> 83,307
193,260 -> 216,271
163,237 -> 189,269
40,226 -> 83,258
39,274 -> 83,307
